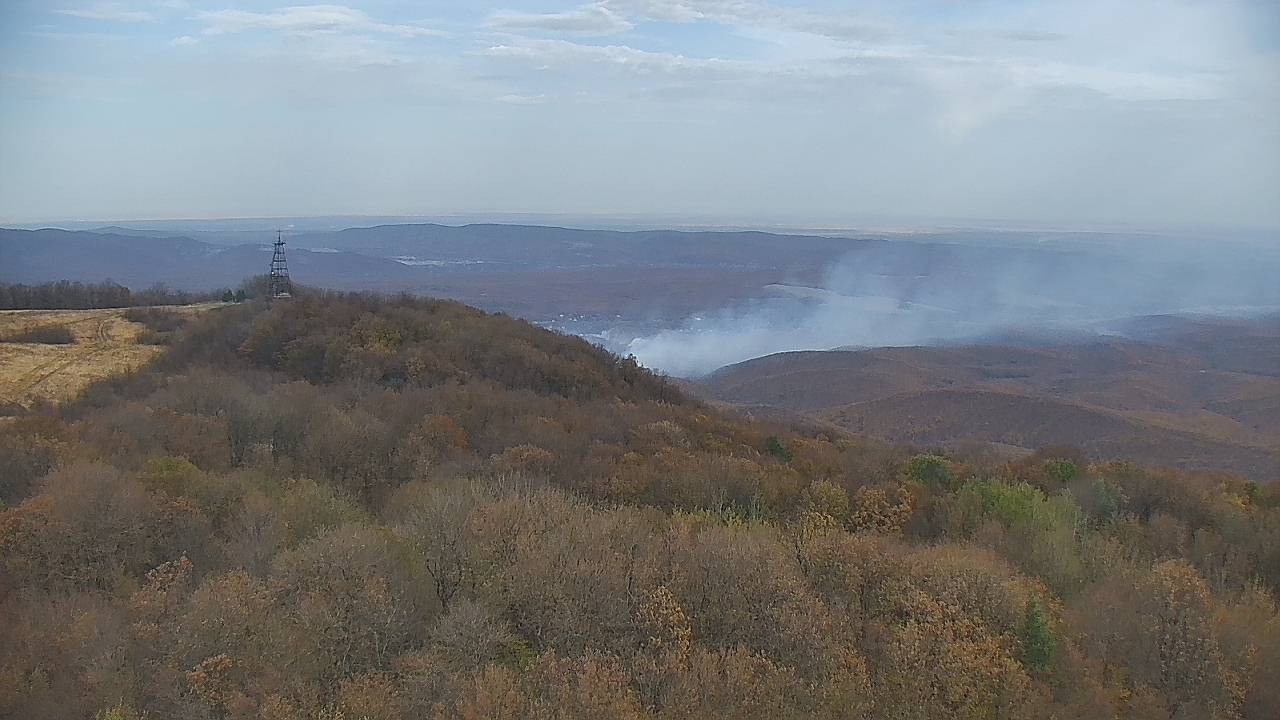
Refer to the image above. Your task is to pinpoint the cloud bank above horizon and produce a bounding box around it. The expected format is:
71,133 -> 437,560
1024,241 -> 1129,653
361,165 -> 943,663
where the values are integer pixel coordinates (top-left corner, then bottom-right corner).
1,1 -> 1278,228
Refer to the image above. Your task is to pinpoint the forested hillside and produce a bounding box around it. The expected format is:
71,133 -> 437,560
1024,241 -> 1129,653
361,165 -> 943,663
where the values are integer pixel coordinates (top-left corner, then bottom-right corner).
699,328 -> 1280,481
2,293 -> 1278,719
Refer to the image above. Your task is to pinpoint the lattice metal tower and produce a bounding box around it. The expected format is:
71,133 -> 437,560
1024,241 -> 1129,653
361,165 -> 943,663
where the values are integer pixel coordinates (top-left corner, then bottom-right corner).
269,230 -> 293,299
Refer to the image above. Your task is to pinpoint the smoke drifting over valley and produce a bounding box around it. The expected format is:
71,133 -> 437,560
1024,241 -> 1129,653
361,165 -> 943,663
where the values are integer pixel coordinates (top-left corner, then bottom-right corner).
626,233 -> 1280,376
6,222 -> 1277,380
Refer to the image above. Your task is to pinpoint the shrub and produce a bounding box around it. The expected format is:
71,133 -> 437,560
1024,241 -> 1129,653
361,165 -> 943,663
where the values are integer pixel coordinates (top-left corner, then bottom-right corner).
766,436 -> 793,462
906,454 -> 955,491
1043,459 -> 1079,483
0,325 -> 76,344
124,307 -> 188,344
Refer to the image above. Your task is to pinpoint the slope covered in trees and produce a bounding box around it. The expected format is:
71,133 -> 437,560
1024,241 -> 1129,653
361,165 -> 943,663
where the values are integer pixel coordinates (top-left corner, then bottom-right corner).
2,292 -> 1278,719
698,328 -> 1280,481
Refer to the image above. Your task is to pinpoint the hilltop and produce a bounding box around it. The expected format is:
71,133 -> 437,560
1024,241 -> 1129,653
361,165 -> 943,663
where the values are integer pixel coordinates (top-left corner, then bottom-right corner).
1,292 -> 1278,719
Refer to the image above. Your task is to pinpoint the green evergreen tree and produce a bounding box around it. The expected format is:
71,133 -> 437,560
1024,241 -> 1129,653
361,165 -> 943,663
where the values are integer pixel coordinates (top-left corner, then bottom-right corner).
1020,596 -> 1057,674
765,435 -> 793,462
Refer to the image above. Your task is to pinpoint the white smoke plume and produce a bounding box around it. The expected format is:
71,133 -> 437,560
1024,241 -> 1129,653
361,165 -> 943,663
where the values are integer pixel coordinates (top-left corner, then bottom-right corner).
626,233 -> 1280,377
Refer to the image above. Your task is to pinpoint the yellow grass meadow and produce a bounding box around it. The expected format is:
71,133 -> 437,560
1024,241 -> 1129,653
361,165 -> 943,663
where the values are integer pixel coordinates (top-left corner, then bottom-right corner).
0,305 -> 212,409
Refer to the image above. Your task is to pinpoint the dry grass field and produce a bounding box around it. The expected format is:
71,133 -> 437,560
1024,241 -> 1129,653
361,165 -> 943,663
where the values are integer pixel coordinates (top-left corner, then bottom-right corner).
0,305 -> 214,409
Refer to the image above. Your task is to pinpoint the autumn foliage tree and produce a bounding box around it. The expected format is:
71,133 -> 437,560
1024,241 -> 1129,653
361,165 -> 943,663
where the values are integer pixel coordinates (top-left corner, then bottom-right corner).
0,291 -> 1276,719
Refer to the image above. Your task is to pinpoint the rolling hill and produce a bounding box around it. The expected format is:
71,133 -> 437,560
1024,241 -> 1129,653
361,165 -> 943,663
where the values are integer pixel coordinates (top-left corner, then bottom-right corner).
699,316 -> 1280,480
2,291 -> 1279,719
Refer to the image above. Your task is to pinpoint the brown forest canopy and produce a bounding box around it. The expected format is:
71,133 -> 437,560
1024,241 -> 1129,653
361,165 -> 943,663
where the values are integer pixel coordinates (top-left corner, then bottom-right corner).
2,291 -> 1279,720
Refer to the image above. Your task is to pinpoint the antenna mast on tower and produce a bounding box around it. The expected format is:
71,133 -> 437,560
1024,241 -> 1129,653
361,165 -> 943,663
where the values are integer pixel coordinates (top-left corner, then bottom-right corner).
269,229 -> 292,299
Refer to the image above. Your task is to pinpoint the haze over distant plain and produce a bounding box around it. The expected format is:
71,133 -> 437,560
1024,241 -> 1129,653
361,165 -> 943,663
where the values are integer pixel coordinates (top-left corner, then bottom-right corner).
1,0 -> 1278,230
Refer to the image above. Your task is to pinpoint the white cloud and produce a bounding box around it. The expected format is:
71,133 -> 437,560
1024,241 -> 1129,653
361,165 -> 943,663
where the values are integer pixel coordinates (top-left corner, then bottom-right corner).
485,37 -> 738,76
10,0 -> 1277,228
483,0 -> 1238,132
495,93 -> 548,104
491,3 -> 634,35
1011,62 -> 1221,102
275,32 -> 416,68
605,0 -> 883,40
59,2 -> 155,23
604,0 -> 730,24
196,4 -> 442,38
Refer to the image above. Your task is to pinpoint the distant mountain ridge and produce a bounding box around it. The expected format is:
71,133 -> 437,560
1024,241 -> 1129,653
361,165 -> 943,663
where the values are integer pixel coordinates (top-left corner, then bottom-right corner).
285,223 -> 867,270
0,223 -> 872,318
5,223 -> 1278,367
2,223 -> 866,279
0,228 -> 418,290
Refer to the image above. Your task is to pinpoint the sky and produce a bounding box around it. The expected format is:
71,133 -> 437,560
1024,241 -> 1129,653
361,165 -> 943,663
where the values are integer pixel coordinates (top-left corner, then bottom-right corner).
1,1 -> 1278,228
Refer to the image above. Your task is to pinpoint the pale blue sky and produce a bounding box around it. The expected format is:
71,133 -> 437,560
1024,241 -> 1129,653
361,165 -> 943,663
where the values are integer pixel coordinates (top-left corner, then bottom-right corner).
1,1 -> 1277,228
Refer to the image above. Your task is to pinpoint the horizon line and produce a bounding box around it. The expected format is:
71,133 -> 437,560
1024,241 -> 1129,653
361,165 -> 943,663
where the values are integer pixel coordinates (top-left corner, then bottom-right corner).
4,212 -> 1277,239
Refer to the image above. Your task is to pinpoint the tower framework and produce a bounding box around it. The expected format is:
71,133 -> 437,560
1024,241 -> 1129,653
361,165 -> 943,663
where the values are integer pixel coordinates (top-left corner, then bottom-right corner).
269,230 -> 292,299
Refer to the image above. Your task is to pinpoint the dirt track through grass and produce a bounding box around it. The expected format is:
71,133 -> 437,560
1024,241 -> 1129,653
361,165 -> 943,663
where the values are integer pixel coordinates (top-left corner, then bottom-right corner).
0,305 -> 216,409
